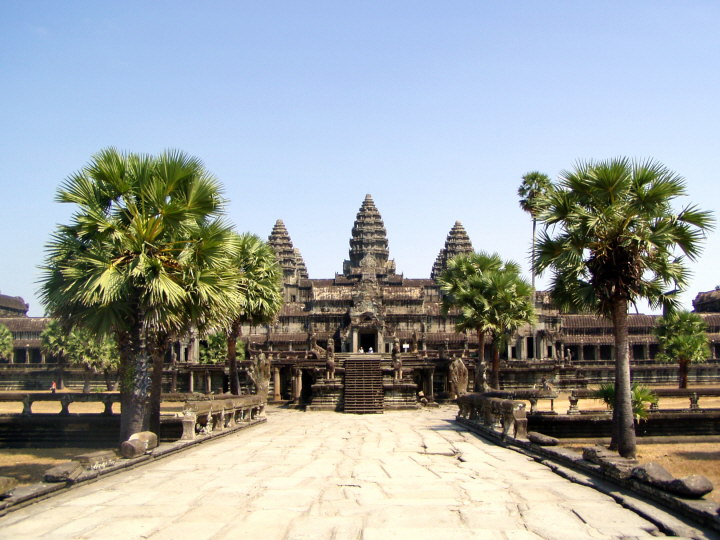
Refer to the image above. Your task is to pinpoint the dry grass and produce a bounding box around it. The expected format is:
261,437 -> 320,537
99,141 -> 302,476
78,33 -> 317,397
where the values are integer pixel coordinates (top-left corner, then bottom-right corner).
0,448 -> 101,486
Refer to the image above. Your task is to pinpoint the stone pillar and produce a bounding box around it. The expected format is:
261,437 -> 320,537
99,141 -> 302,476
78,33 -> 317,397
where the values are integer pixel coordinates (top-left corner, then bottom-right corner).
536,333 -> 545,360
578,344 -> 584,362
352,328 -> 358,353
595,345 -> 601,362
273,367 -> 281,401
377,333 -> 384,355
294,369 -> 302,401
518,337 -> 527,361
643,343 -> 650,361
204,370 -> 212,394
428,369 -> 435,402
189,371 -> 194,393
40,352 -> 46,364
25,346 -> 30,364
610,345 -> 615,361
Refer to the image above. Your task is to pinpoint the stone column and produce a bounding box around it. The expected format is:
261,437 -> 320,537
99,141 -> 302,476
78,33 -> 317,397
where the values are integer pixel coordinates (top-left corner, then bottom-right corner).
428,368 -> 435,402
189,371 -> 194,393
273,367 -> 281,401
536,332 -> 545,360
294,369 -> 302,401
25,346 -> 30,364
595,345 -> 601,362
205,370 -> 212,394
518,337 -> 527,361
40,352 -> 46,364
643,343 -> 650,361
578,344 -> 584,362
352,328 -> 358,353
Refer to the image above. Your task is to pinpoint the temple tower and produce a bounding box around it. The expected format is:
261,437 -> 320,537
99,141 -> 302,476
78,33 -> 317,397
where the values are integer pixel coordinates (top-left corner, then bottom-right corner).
343,194 -> 396,278
294,248 -> 309,279
268,219 -> 306,302
430,221 -> 474,280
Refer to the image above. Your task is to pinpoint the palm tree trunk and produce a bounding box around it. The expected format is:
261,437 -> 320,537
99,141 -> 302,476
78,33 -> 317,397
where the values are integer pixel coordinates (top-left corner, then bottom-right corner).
531,218 -> 536,291
83,367 -> 91,394
611,298 -> 636,458
149,345 -> 166,435
57,356 -> 65,390
119,317 -> 150,442
227,321 -> 241,395
475,328 -> 486,391
491,335 -> 500,389
103,368 -> 115,391
678,359 -> 689,389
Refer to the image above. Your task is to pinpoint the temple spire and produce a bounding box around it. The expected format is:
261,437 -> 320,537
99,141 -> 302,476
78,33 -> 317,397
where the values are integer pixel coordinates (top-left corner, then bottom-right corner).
431,221 -> 474,280
268,219 -> 308,280
343,194 -> 396,278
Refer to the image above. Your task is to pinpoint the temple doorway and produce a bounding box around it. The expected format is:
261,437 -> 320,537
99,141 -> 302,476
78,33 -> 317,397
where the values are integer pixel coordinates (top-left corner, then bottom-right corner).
359,331 -> 377,353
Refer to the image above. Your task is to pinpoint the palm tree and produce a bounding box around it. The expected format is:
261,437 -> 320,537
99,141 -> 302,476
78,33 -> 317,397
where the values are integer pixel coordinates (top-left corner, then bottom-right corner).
40,319 -> 71,389
0,323 -> 13,363
518,171 -> 552,290
66,327 -> 119,393
226,233 -> 283,395
594,383 -> 658,420
655,310 -> 709,388
439,252 -> 535,390
535,157 -> 714,458
483,263 -> 535,388
40,148 -> 240,441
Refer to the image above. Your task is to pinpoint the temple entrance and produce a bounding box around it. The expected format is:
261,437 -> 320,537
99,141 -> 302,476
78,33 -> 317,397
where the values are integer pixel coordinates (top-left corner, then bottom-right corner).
359,331 -> 377,353
301,370 -> 314,403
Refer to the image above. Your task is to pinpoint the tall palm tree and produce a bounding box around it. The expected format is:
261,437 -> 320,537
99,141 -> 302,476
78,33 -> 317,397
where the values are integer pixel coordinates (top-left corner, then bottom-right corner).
226,233 -> 283,395
655,310 -> 709,389
483,261 -> 535,388
40,319 -> 71,389
40,148 -> 240,441
518,171 -> 552,290
0,323 -> 13,363
535,157 -> 714,458
439,252 -> 534,390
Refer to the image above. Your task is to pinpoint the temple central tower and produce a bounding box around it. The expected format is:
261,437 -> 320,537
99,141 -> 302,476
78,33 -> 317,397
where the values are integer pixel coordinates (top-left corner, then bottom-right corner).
343,194 -> 396,279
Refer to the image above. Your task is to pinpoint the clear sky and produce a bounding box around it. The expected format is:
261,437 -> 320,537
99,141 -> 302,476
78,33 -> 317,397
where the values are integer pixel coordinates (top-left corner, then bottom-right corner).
2,1 -> 719,317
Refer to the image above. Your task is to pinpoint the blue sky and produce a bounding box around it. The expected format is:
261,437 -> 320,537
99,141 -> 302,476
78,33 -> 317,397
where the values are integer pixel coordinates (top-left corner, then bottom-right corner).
2,1 -> 719,316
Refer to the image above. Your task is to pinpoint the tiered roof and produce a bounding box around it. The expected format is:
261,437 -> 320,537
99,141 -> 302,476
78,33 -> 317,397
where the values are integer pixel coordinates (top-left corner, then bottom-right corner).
343,194 -> 396,277
430,221 -> 474,280
268,219 -> 307,280
294,248 -> 309,279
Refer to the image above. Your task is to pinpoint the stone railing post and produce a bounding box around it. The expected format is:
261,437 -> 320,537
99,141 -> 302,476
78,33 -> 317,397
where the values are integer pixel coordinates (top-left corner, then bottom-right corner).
21,395 -> 32,415
567,392 -> 580,415
60,395 -> 72,415
690,392 -> 700,410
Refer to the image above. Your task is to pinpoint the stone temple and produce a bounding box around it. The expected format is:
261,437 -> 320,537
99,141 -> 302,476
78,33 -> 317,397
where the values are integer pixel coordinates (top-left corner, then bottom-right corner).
236,194 -> 720,411
2,195 -> 720,408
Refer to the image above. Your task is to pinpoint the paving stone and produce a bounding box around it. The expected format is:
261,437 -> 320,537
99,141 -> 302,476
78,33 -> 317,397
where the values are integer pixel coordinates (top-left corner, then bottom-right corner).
0,406 -> 669,539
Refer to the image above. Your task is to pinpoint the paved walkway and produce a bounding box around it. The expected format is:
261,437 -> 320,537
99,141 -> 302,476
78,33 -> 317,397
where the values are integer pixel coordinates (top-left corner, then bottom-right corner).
1,406 -> 669,539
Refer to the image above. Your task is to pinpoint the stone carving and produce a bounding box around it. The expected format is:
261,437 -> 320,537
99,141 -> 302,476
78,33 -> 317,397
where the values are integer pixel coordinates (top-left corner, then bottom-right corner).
325,338 -> 336,380
307,330 -> 326,358
475,361 -> 490,393
249,352 -> 271,399
448,355 -> 469,399
392,338 -> 402,380
457,393 -> 528,440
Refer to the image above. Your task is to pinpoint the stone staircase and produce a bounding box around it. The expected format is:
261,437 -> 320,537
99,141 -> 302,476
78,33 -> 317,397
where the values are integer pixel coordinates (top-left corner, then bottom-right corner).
343,354 -> 384,414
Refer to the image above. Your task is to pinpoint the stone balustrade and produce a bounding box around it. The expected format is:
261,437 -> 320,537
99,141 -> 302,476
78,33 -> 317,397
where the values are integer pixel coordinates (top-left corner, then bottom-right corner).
567,387 -> 720,414
456,393 -> 528,440
181,394 -> 265,441
0,392 -> 120,415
